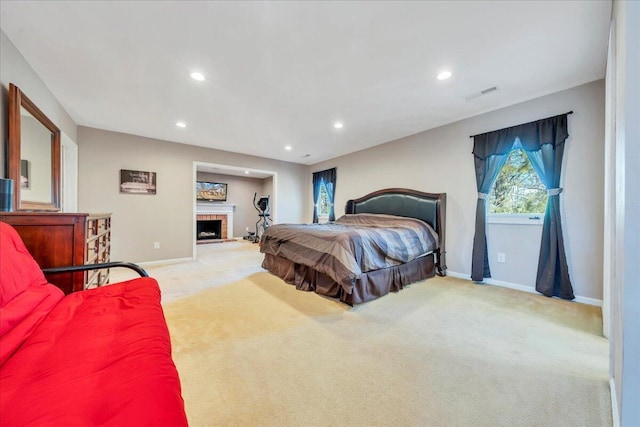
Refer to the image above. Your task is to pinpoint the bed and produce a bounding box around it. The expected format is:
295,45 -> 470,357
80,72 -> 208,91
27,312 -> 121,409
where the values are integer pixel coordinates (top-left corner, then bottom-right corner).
260,188 -> 446,304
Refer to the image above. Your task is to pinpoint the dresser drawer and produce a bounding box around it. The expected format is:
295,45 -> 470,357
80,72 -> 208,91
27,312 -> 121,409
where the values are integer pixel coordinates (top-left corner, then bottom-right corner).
86,270 -> 100,289
98,269 -> 110,286
99,232 -> 111,255
86,267 -> 110,290
85,215 -> 111,290
86,238 -> 100,263
87,217 -> 110,237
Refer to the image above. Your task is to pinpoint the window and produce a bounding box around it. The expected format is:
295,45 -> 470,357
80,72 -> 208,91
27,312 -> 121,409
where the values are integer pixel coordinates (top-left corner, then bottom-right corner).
312,167 -> 336,223
489,148 -> 547,224
317,183 -> 330,221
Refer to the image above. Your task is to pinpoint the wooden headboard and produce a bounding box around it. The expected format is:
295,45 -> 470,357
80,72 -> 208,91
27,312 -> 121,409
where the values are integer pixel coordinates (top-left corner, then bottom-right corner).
345,188 -> 447,276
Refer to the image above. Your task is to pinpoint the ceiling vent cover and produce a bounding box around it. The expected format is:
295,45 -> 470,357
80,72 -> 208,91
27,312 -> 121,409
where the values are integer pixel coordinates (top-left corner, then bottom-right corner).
465,86 -> 499,101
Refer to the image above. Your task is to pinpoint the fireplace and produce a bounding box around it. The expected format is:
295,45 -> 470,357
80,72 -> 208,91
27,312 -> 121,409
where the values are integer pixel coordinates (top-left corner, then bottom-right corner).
197,220 -> 222,241
195,203 -> 234,243
196,213 -> 228,241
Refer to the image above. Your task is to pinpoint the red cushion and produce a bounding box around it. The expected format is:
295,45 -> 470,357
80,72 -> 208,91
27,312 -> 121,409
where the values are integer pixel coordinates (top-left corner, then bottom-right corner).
0,222 -> 64,365
0,221 -> 49,307
0,278 -> 188,426
0,284 -> 64,366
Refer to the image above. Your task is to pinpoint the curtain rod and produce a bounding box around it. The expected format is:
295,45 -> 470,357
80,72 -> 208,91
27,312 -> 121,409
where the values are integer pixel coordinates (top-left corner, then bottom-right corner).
469,111 -> 573,139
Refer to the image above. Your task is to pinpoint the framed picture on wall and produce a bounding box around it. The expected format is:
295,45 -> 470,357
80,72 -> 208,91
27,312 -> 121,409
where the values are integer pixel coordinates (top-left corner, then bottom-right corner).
20,159 -> 30,189
120,169 -> 157,194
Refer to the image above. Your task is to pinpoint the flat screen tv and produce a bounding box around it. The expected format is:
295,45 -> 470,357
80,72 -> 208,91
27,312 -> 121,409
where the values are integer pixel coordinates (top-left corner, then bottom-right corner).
196,181 -> 227,202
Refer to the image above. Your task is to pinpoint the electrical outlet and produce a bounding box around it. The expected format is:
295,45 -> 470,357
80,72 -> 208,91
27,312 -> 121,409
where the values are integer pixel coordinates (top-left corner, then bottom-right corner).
154,242 -> 160,250
497,253 -> 506,263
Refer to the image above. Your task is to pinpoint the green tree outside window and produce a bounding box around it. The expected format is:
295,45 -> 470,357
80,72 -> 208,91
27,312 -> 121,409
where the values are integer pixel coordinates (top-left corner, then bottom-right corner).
489,149 -> 547,214
318,183 -> 330,217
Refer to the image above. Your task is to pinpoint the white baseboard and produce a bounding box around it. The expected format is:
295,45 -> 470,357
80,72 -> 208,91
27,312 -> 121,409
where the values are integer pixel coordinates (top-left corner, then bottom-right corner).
446,271 -> 602,307
610,377 -> 620,427
137,257 -> 194,267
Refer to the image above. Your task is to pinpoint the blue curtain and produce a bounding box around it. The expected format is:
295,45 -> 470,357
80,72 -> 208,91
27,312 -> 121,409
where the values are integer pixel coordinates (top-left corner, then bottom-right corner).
471,113 -> 573,299
312,179 -> 321,223
471,151 -> 512,281
524,142 -> 574,299
312,168 -> 337,223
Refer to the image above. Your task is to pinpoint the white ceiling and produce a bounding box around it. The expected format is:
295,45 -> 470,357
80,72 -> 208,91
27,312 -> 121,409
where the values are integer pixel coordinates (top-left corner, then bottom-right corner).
1,1 -> 611,165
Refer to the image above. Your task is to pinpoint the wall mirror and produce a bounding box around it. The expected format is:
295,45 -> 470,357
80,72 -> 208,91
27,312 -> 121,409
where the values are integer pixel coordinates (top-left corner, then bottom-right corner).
8,83 -> 61,211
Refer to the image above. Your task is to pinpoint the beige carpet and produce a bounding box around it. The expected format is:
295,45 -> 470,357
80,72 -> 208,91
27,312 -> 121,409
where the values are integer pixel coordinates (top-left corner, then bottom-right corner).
152,241 -> 611,427
112,240 -> 266,303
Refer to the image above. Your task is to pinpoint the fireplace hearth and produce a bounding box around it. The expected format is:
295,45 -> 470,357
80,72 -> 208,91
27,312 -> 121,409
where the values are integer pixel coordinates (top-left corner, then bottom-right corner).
197,219 -> 222,241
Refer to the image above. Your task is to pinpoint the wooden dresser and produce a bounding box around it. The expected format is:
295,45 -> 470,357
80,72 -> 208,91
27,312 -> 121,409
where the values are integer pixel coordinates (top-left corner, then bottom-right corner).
0,213 -> 111,294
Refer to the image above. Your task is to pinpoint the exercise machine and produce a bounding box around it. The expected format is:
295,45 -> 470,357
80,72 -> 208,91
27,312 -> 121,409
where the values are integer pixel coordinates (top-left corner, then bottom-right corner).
252,193 -> 271,243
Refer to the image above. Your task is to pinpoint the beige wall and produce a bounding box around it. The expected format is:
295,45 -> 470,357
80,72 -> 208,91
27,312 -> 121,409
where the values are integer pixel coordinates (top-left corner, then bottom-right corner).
78,127 -> 307,262
196,171 -> 263,238
0,30 -> 77,177
309,80 -> 605,300
261,176 -> 274,224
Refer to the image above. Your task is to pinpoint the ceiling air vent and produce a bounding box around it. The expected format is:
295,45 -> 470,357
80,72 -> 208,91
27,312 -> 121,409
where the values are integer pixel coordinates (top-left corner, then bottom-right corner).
481,86 -> 498,94
465,86 -> 499,102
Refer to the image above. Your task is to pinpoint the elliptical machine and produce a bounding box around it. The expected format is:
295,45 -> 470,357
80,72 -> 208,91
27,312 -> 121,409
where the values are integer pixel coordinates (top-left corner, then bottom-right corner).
252,192 -> 271,243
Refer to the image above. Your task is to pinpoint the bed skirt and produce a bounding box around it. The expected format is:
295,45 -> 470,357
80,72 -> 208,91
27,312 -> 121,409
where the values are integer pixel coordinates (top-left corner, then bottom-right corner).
261,253 -> 435,305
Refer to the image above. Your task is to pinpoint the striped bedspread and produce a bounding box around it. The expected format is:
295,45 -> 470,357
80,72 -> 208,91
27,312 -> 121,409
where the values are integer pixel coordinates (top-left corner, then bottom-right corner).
259,213 -> 438,293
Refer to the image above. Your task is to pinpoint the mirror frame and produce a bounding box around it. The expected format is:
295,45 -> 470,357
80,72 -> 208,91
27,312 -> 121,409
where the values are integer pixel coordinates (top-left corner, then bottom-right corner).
8,83 -> 61,211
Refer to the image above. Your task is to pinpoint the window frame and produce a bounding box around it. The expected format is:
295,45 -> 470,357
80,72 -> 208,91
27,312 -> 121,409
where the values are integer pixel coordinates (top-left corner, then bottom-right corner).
487,212 -> 544,225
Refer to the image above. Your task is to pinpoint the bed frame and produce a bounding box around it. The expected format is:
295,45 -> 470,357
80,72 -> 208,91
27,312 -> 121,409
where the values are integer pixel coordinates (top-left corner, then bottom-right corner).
345,188 -> 447,276
262,188 -> 446,304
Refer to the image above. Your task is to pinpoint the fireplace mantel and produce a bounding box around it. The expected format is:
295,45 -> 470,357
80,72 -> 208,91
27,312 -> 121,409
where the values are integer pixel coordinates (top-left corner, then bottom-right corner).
196,203 -> 235,214
196,203 -> 235,238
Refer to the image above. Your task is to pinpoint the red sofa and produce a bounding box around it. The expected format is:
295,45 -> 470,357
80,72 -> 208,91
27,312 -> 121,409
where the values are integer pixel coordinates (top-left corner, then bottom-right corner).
0,222 -> 188,426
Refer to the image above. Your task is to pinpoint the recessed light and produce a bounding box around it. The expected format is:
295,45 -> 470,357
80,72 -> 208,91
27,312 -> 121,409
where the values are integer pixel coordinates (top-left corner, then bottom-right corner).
244,170 -> 250,174
176,121 -> 187,128
334,122 -> 344,129
437,71 -> 452,80
190,72 -> 205,81
285,145 -> 292,151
